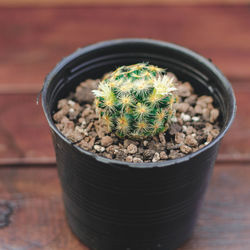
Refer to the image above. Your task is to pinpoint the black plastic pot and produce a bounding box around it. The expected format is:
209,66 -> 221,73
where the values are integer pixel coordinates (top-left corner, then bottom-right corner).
42,39 -> 236,250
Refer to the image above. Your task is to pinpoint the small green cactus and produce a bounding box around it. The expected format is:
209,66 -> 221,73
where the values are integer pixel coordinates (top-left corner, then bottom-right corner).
92,63 -> 177,139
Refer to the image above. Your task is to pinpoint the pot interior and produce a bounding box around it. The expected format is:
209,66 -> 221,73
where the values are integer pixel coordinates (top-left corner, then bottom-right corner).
43,39 -> 235,138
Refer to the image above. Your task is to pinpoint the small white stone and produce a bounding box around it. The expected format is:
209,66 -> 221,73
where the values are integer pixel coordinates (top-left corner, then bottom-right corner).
152,152 -> 160,162
182,125 -> 187,132
68,100 -> 75,106
181,113 -> 191,121
171,117 -> 178,122
192,116 -> 200,122
69,108 -> 74,113
75,126 -> 84,134
94,145 -> 105,152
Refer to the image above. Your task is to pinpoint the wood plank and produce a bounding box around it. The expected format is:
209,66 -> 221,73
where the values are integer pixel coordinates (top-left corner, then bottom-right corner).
0,164 -> 250,249
0,79 -> 249,165
0,6 -> 250,86
0,94 -> 54,161
0,0 -> 249,7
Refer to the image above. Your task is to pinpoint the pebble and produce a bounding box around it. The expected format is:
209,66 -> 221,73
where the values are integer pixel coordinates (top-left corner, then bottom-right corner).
169,150 -> 183,159
143,149 -> 155,159
106,145 -> 119,154
180,144 -> 192,154
185,135 -> 198,147
194,105 -> 203,114
206,133 -> 213,143
192,116 -> 200,122
160,151 -> 168,160
169,123 -> 182,135
126,155 -> 133,162
94,145 -> 105,152
185,94 -> 197,105
210,128 -> 220,138
175,133 -> 185,144
176,103 -> 190,113
101,136 -> 113,147
159,133 -> 166,146
57,99 -> 68,109
152,152 -> 160,162
133,157 -> 143,163
202,108 -> 210,121
187,126 -> 196,135
210,109 -> 219,123
53,106 -> 70,122
143,140 -> 149,147
103,152 -> 112,159
127,144 -> 138,154
79,140 -> 92,150
181,113 -> 191,121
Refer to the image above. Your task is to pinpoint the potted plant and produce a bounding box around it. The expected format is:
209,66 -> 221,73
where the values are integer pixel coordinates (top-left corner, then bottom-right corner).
42,39 -> 236,250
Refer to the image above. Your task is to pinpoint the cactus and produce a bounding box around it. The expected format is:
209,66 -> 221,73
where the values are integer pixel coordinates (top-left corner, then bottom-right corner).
92,63 -> 177,139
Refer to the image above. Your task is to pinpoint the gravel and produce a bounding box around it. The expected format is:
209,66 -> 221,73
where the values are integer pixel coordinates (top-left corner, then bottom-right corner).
53,75 -> 221,163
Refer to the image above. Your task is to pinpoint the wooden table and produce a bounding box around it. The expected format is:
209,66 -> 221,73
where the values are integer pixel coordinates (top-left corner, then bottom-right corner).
0,4 -> 250,250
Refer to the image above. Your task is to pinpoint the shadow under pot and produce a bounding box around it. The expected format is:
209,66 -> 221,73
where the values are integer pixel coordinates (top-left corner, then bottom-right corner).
42,39 -> 236,250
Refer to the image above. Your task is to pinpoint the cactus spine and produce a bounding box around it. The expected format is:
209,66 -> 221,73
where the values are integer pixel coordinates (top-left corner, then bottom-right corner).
92,63 -> 177,139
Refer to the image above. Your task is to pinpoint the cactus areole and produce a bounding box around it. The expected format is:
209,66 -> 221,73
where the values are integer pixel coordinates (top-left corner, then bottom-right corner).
92,63 -> 178,139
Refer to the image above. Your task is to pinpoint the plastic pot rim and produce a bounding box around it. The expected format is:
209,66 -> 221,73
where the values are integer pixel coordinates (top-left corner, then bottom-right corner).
42,38 -> 236,169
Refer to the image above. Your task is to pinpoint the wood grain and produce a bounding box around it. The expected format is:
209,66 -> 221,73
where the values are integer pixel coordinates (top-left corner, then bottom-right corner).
0,6 -> 250,87
0,0 -> 250,7
0,164 -> 249,250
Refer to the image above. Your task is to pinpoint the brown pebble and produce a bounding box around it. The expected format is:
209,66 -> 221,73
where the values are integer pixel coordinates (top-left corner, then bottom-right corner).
159,133 -> 166,146
86,122 -> 93,132
169,123 -> 182,135
169,150 -> 184,159
188,106 -> 195,116
180,144 -> 192,154
160,151 -> 168,160
124,139 -> 138,148
81,108 -> 92,118
101,136 -> 113,147
57,99 -> 68,109
78,139 -> 95,151
184,94 -> 197,105
106,145 -> 119,154
186,126 -> 195,135
206,133 -> 213,143
207,103 -> 214,110
127,144 -> 138,154
53,106 -> 70,122
210,109 -> 219,123
103,152 -> 112,159
194,105 -> 203,114
202,108 -> 210,121
126,156 -> 133,162
175,133 -> 185,144
198,95 -> 213,104
143,149 -> 155,160
61,118 -> 74,131
176,103 -> 190,113
210,128 -> 220,138
133,157 -> 143,163
88,137 -> 96,149
177,84 -> 192,97
203,123 -> 213,133
185,135 -> 198,147
75,79 -> 98,103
